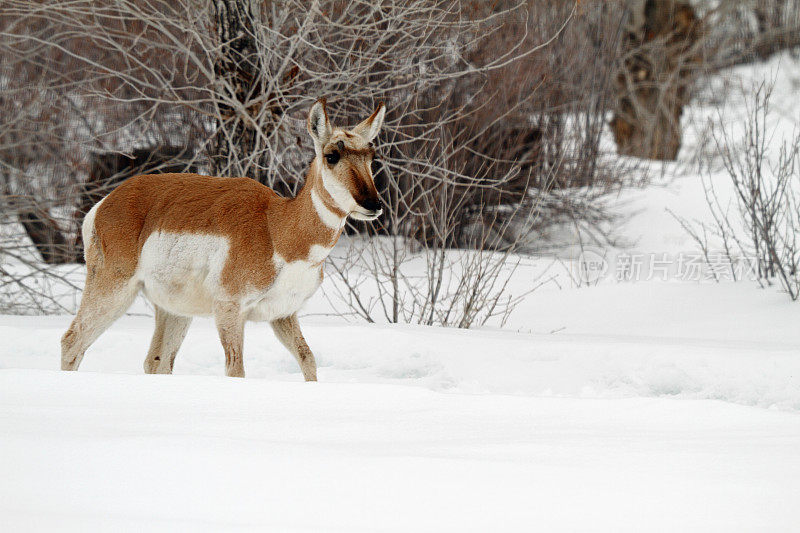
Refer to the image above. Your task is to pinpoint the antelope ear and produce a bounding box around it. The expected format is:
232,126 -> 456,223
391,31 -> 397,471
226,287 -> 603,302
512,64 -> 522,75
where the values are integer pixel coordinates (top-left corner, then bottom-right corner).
352,103 -> 386,142
307,98 -> 332,148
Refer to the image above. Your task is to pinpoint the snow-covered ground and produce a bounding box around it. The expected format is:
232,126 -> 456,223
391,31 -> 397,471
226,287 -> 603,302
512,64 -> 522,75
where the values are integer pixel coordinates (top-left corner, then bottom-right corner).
3,55 -> 800,531
3,280 -> 799,409
3,370 -> 800,531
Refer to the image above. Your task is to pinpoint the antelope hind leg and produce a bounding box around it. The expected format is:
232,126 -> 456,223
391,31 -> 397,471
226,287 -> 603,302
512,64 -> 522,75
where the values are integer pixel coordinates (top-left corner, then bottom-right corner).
144,305 -> 192,374
61,277 -> 138,371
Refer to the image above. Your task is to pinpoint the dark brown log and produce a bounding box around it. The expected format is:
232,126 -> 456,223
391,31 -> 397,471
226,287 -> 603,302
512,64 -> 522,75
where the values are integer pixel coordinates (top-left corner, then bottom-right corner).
753,1 -> 800,60
18,206 -> 71,265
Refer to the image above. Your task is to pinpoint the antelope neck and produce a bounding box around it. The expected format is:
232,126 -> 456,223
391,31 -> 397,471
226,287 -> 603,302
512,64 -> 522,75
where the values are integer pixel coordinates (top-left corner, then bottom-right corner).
280,158 -> 347,248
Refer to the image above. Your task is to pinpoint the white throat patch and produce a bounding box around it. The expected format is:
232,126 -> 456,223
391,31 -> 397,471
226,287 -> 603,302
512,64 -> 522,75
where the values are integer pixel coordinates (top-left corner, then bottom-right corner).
311,188 -> 345,230
320,165 -> 357,214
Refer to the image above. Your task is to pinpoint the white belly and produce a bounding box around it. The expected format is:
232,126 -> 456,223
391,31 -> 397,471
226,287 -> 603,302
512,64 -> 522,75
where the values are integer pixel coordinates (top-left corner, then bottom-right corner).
137,232 -> 230,316
136,233 -> 326,321
245,254 -> 322,322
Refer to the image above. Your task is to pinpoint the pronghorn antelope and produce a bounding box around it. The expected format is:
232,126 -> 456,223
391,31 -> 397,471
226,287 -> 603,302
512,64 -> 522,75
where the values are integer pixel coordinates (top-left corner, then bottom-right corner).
61,99 -> 385,380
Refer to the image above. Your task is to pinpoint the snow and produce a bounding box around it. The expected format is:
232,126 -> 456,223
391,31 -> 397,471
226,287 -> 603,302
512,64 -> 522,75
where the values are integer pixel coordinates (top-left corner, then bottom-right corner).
2,275 -> 800,530
2,283 -> 800,410
3,370 -> 800,532
3,50 -> 800,532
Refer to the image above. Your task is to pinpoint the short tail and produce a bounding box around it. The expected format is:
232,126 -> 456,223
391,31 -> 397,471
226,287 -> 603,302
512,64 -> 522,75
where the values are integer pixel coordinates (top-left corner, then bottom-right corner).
81,197 -> 105,262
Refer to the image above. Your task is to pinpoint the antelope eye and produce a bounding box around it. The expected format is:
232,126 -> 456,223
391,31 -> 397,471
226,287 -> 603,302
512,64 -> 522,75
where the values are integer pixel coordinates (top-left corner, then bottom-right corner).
325,151 -> 340,165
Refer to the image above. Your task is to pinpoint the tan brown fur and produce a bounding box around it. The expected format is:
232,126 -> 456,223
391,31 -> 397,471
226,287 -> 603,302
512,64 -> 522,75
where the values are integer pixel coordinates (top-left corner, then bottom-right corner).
94,168 -> 343,297
61,99 -> 386,379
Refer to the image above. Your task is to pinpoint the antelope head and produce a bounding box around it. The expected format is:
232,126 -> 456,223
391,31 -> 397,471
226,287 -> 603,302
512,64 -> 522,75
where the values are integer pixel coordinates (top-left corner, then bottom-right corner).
307,99 -> 386,221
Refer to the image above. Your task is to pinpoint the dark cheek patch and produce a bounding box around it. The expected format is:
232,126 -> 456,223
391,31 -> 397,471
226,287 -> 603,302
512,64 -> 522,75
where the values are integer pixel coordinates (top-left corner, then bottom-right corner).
349,167 -> 370,204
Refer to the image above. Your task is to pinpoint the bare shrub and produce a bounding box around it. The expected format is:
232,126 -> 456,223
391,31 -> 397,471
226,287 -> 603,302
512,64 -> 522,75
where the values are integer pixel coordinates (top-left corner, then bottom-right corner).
672,81 -> 800,300
0,0 -> 640,323
698,1 -> 800,70
324,1 -> 636,327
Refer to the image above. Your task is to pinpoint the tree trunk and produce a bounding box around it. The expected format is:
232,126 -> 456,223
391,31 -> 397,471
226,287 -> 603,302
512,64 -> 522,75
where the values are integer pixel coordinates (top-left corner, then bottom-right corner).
610,0 -> 702,161
211,0 -> 262,176
209,0 -> 299,190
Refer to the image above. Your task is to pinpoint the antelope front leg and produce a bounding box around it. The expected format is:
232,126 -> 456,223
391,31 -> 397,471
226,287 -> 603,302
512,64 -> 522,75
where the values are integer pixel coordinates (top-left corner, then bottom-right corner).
214,301 -> 245,378
270,314 -> 317,382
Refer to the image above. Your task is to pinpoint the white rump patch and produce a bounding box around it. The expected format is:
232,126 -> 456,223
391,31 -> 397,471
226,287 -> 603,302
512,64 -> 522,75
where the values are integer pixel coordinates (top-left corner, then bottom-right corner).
81,196 -> 106,260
